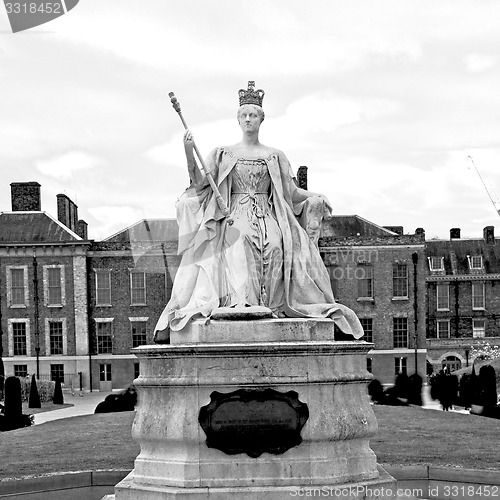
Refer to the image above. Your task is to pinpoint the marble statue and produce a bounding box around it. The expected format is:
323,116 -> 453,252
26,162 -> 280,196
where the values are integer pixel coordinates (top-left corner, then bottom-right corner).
154,81 -> 363,339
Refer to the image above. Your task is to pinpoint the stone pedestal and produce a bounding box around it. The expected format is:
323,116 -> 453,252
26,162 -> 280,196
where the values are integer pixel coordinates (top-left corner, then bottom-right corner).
109,318 -> 400,499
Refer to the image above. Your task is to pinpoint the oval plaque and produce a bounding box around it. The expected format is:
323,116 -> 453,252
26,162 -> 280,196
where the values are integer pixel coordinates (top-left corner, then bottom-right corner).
198,388 -> 309,458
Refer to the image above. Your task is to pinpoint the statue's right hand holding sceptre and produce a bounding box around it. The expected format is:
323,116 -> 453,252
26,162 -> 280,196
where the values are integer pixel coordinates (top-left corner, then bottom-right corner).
183,129 -> 204,187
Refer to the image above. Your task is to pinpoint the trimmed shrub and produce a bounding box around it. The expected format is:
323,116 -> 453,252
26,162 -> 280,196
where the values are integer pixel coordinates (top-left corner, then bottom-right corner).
4,376 -> 22,419
429,370 -> 458,410
368,379 -> 385,404
478,365 -> 497,408
394,373 -> 410,401
94,385 -> 137,413
1,376 -> 33,432
408,373 -> 423,406
52,379 -> 64,405
28,374 -> 41,409
458,373 -> 473,409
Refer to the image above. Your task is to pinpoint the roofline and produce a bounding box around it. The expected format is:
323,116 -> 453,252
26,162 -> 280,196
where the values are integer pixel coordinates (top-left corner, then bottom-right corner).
0,210 -> 87,242
102,217 -> 178,242
329,214 -> 399,236
0,241 -> 92,247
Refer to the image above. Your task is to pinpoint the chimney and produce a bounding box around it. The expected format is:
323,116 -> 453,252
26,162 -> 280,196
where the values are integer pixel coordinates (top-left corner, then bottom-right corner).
77,220 -> 88,240
57,194 -> 79,233
415,228 -> 425,240
297,166 -> 308,190
11,182 -> 41,211
450,228 -> 461,239
383,226 -> 404,235
484,226 -> 495,245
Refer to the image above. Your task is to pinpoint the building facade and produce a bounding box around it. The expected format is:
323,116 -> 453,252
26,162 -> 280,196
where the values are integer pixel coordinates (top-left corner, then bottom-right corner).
1,180 -> 429,391
320,218 -> 427,384
0,183 -> 91,391
425,226 -> 500,373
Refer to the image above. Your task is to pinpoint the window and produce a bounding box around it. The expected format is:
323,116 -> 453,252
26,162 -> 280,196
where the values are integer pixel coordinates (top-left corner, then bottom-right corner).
13,322 -> 27,356
395,357 -> 407,376
436,284 -> 449,311
50,364 -> 64,383
13,365 -> 28,378
46,266 -> 64,306
436,320 -> 450,339
134,362 -> 140,380
366,358 -> 373,374
442,356 -> 462,372
357,265 -> 373,299
392,263 -> 408,298
95,270 -> 111,306
49,321 -> 64,355
130,271 -> 146,305
472,319 -> 486,338
8,267 -> 28,306
96,320 -> 113,354
428,256 -> 444,271
359,318 -> 373,343
131,320 -> 148,347
8,319 -> 30,357
393,317 -> 408,348
99,364 -> 112,382
468,255 -> 483,270
472,282 -> 485,310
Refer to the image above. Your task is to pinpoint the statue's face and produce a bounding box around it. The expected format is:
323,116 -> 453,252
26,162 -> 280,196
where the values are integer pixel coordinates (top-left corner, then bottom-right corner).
237,105 -> 263,133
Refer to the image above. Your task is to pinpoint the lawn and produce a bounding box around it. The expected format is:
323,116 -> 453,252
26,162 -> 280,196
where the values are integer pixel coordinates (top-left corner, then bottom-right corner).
0,405 -> 499,481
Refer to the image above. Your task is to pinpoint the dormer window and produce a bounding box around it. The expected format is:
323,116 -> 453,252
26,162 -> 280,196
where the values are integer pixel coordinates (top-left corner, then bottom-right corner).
468,255 -> 483,270
428,256 -> 444,271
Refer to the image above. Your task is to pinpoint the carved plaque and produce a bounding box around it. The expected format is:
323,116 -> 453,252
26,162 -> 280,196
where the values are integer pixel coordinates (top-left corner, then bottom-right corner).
198,389 -> 309,458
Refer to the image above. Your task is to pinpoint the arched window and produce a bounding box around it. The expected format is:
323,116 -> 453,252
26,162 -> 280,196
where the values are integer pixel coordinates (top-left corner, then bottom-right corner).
442,356 -> 462,373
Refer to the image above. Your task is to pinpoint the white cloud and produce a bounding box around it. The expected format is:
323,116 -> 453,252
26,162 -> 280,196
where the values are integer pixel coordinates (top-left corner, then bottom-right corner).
464,53 -> 499,73
87,206 -> 145,240
35,151 -> 101,179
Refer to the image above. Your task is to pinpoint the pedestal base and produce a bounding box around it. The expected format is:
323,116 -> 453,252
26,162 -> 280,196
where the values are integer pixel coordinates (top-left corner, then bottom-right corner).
107,466 -> 400,499
110,318 -> 392,499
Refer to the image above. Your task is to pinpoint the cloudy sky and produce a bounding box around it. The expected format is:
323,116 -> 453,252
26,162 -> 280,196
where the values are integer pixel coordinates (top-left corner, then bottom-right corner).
1,0 -> 500,241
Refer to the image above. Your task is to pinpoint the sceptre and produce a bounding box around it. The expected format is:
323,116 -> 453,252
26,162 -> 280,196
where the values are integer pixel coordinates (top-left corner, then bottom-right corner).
168,92 -> 233,224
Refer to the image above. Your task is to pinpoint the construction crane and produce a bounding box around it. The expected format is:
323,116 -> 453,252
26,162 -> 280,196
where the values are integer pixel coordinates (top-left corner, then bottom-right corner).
467,155 -> 500,217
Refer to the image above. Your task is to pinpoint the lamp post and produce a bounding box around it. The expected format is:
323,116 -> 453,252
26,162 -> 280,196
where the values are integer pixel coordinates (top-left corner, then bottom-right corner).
33,247 -> 40,379
412,252 -> 419,375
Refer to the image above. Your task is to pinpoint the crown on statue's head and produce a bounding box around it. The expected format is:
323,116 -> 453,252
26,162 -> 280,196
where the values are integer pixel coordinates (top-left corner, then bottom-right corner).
238,81 -> 265,107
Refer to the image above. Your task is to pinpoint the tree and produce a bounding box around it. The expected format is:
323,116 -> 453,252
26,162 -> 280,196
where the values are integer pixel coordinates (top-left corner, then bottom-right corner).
471,341 -> 500,362
28,374 -> 41,409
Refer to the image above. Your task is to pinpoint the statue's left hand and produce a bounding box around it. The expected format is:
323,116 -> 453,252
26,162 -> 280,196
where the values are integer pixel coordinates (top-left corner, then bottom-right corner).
318,194 -> 333,217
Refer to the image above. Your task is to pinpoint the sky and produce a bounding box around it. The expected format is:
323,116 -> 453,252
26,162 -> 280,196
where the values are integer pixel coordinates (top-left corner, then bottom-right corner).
1,0 -> 500,241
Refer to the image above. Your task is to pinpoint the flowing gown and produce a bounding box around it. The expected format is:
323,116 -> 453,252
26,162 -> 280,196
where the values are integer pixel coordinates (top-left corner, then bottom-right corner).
154,147 -> 364,339
221,158 -> 284,311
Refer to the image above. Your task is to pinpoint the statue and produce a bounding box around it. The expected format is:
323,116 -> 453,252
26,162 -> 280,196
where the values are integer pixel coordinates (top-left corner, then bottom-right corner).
154,81 -> 363,339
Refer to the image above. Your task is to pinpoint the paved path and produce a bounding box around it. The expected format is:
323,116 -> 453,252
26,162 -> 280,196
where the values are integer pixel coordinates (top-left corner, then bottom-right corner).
33,390 -> 116,425
33,385 -> 469,425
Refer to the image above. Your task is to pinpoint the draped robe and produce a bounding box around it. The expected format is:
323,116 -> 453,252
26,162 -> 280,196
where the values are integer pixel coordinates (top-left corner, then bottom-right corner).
154,147 -> 364,339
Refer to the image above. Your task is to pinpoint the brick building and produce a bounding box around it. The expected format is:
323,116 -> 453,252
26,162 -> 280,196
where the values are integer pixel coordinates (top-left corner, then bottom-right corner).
425,226 -> 500,373
0,183 -> 91,390
86,220 -> 179,390
1,180 -> 428,391
319,219 -> 427,384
